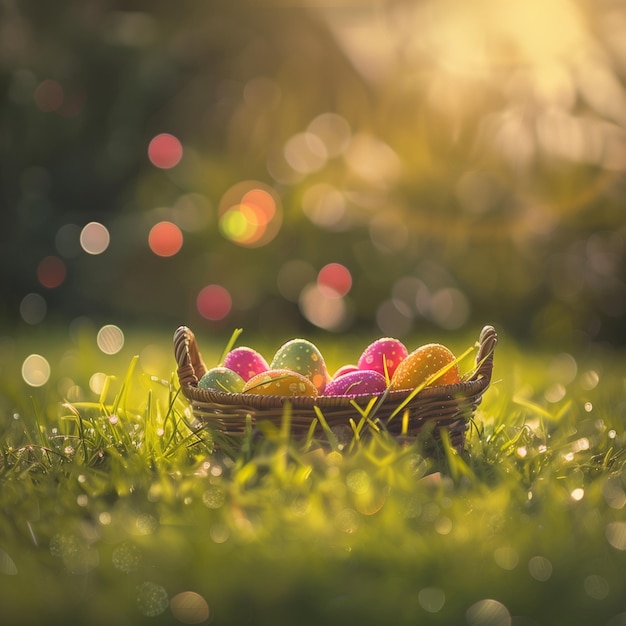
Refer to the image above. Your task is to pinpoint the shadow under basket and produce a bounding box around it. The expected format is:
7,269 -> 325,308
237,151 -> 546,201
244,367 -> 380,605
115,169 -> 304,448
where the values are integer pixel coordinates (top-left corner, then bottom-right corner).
174,325 -> 498,452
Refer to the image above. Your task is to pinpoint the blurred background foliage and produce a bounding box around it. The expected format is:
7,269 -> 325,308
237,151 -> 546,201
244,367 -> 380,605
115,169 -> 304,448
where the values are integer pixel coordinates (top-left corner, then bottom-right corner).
2,0 -> 626,348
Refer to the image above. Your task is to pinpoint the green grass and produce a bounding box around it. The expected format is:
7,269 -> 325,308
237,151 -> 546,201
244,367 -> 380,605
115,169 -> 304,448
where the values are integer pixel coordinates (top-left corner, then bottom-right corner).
1,326 -> 625,626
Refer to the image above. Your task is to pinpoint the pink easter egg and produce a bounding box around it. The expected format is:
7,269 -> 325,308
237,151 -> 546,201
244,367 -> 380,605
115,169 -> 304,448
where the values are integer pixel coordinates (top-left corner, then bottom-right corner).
357,337 -> 408,379
323,369 -> 387,397
222,346 -> 269,382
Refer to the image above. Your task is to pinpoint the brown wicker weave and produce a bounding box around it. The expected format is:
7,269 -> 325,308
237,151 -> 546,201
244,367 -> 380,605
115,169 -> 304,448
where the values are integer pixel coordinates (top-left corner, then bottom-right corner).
174,324 -> 497,449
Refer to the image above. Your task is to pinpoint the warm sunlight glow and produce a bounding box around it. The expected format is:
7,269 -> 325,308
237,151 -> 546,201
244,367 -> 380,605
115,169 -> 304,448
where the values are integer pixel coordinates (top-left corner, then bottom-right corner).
397,0 -> 588,77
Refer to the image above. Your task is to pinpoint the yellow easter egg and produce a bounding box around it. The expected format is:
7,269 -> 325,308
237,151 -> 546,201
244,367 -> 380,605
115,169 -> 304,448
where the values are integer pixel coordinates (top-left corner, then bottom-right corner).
242,368 -> 318,397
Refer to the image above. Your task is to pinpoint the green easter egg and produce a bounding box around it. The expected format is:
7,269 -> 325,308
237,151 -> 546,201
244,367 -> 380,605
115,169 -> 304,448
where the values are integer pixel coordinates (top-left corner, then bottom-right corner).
270,338 -> 329,394
198,366 -> 245,393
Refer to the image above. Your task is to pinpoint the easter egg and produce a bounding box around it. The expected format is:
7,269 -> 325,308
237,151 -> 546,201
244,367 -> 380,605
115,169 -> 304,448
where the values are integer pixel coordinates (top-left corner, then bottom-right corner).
358,337 -> 408,379
332,364 -> 359,379
324,369 -> 387,397
222,346 -> 269,381
270,338 -> 329,394
242,368 -> 318,397
389,343 -> 460,391
198,366 -> 245,393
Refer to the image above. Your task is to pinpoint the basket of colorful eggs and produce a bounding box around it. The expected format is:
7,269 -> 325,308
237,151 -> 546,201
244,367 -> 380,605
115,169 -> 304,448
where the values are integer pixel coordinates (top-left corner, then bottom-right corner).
174,324 -> 497,450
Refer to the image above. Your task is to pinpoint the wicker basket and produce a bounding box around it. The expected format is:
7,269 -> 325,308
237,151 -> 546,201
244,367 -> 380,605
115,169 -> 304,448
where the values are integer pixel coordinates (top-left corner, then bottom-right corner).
174,324 -> 497,450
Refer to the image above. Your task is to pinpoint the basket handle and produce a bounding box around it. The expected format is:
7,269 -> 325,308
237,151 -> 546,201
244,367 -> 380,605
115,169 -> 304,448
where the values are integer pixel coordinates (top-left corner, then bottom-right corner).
174,325 -> 207,388
471,324 -> 497,385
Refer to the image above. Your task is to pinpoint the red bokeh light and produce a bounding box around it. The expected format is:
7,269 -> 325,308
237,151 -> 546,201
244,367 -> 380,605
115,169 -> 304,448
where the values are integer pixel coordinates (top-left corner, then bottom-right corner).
37,255 -> 66,289
148,221 -> 183,257
197,285 -> 232,321
317,262 -> 352,297
148,133 -> 183,169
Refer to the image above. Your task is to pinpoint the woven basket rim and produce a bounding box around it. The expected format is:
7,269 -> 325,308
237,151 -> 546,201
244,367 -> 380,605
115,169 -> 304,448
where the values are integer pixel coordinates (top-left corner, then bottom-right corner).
174,324 -> 498,414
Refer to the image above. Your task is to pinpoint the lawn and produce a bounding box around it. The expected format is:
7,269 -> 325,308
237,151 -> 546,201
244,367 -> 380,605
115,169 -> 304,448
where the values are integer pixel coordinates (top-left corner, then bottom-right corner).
1,324 -> 625,626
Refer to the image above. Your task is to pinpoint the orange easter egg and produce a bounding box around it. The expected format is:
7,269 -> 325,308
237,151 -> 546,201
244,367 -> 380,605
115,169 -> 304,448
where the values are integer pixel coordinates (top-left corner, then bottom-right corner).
389,343 -> 460,391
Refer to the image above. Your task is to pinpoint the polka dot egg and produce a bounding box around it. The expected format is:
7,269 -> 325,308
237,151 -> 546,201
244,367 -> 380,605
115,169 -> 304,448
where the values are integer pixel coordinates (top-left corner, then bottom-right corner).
357,337 -> 408,379
270,338 -> 329,394
198,366 -> 245,393
324,369 -> 387,397
222,346 -> 269,381
390,343 -> 460,391
242,368 -> 318,397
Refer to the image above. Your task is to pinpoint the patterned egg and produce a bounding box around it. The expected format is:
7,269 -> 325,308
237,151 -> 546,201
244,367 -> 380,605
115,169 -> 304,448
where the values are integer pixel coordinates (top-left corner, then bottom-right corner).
222,346 -> 269,381
357,337 -> 408,379
270,338 -> 329,394
389,343 -> 460,391
324,369 -> 387,397
242,368 -> 318,397
332,364 -> 359,379
198,366 -> 245,393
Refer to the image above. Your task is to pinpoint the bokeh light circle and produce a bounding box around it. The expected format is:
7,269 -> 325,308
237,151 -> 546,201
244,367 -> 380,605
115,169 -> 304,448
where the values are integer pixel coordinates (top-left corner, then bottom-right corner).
466,599 -> 511,626
89,372 -> 108,395
37,255 -> 66,289
97,325 -> 125,355
218,180 -> 282,248
148,133 -> 183,169
430,288 -> 470,330
20,293 -> 47,325
299,283 -> 349,331
136,581 -> 169,617
317,263 -> 352,297
22,354 -> 51,387
148,221 -> 183,257
606,521 -> 626,550
283,131 -> 328,174
301,183 -> 348,230
307,112 -> 352,157
197,285 -> 232,321
55,223 -> 82,258
418,587 -> 446,613
80,222 -> 110,255
169,591 -> 210,624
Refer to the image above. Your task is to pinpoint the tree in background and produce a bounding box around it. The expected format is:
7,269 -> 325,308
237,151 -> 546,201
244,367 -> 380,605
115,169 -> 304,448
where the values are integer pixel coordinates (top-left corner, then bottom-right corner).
1,0 -> 625,346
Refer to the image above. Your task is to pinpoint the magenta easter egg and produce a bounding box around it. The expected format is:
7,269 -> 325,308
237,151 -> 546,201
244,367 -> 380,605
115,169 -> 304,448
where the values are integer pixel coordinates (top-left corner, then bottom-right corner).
357,337 -> 408,379
324,369 -> 387,397
222,346 -> 269,381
